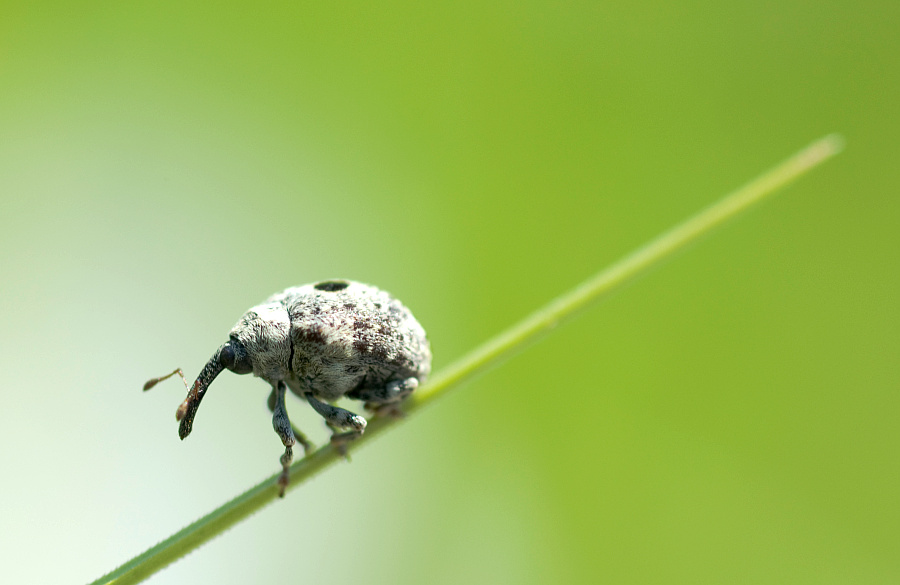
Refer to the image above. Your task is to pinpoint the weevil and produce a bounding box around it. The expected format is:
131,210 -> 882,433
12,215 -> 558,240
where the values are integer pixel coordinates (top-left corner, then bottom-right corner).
144,280 -> 431,497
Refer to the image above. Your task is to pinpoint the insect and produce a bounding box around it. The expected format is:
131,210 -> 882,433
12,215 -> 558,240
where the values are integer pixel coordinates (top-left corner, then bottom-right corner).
144,280 -> 431,497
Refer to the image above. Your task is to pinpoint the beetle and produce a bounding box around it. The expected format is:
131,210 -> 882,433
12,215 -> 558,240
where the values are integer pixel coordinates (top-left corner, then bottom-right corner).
144,280 -> 431,497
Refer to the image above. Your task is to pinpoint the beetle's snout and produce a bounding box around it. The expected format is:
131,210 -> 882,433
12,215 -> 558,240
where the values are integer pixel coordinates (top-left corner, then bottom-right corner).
176,344 -> 228,439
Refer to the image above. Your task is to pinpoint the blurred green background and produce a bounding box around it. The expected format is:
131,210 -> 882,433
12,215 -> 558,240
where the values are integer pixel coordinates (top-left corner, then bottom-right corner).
1,1 -> 897,583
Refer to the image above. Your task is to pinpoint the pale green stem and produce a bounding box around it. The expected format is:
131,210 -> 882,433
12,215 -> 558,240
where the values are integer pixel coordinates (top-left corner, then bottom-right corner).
90,134 -> 843,585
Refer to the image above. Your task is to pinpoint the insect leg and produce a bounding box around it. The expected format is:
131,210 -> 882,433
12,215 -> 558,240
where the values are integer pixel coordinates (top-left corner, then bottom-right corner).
352,377 -> 418,404
271,381 -> 297,497
267,387 -> 314,455
304,393 -> 367,457
351,377 -> 419,418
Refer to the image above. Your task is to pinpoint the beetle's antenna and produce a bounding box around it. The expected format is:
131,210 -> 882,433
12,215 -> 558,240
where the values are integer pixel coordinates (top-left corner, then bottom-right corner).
175,347 -> 226,440
143,368 -> 190,392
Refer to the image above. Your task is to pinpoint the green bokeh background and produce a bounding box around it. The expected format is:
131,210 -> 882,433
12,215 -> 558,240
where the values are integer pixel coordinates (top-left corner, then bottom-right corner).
1,2 -> 897,583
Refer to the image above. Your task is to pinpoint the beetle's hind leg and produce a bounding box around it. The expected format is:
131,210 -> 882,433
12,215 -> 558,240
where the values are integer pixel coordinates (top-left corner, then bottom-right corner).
271,381 -> 305,497
304,393 -> 367,457
353,377 -> 419,418
267,387 -> 314,456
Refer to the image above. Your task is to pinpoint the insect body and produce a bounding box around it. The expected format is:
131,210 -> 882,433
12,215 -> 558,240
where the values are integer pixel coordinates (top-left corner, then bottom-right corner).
144,280 -> 431,497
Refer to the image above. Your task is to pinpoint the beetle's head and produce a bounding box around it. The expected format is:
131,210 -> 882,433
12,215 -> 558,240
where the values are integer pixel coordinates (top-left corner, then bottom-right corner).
144,338 -> 253,440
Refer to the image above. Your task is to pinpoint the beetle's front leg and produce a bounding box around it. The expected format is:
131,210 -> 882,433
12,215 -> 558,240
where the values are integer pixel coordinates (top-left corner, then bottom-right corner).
304,393 -> 367,457
267,387 -> 314,455
271,381 -> 297,497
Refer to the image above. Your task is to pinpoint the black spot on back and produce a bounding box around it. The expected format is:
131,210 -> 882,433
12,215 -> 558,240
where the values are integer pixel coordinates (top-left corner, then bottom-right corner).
314,281 -> 350,292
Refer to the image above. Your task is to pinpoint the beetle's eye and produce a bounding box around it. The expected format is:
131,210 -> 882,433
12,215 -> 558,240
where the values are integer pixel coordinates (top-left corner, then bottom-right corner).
314,280 -> 349,292
219,339 -> 253,374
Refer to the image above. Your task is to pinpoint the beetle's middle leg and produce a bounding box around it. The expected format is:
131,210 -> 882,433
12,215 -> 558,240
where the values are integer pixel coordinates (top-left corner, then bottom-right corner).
304,393 -> 367,457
